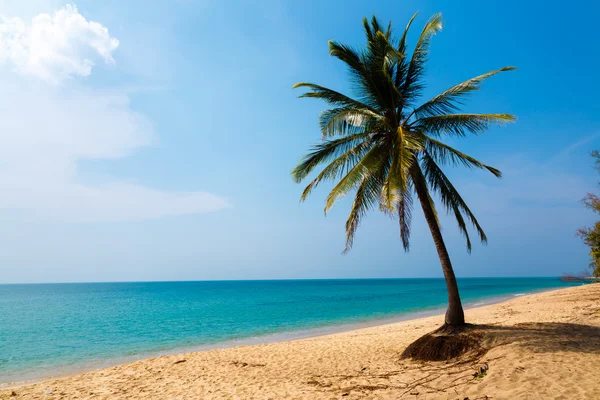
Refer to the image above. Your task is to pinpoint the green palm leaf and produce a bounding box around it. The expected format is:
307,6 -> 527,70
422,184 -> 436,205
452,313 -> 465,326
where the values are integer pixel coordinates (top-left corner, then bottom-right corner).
397,183 -> 414,251
328,41 -> 364,75
319,107 -> 384,138
415,113 -> 515,137
325,143 -> 389,213
421,152 -> 489,248
344,159 -> 389,252
410,162 -> 441,226
293,82 -> 376,112
381,127 -> 421,210
299,137 -> 377,201
410,67 -> 516,119
395,12 -> 419,90
292,133 -> 371,183
425,136 -> 501,177
401,13 -> 443,107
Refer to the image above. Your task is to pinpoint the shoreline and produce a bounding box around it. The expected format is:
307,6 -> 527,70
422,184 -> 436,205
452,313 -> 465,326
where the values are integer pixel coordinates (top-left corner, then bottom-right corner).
0,284 -> 574,389
2,283 -> 599,399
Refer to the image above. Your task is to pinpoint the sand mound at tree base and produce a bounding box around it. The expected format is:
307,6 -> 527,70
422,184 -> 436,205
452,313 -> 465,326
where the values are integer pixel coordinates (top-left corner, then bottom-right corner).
401,324 -> 486,361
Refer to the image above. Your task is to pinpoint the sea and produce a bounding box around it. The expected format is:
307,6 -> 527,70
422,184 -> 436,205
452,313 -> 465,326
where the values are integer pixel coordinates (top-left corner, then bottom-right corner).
0,277 -> 581,384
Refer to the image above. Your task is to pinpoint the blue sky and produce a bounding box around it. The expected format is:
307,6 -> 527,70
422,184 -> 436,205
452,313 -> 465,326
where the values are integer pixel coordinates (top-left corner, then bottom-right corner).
0,0 -> 598,283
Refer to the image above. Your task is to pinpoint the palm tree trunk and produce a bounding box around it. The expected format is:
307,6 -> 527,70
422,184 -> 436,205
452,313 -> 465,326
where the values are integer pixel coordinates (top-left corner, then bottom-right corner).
412,169 -> 465,327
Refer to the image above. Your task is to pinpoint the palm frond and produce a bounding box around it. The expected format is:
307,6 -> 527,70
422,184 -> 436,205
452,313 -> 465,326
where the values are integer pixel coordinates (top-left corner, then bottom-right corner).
344,158 -> 389,252
360,29 -> 404,112
332,19 -> 403,114
449,201 -> 472,252
293,82 -> 376,111
362,16 -> 388,42
401,13 -> 443,107
384,19 -> 393,40
410,66 -> 516,120
328,41 -> 364,75
319,107 -> 384,138
362,17 -> 374,42
299,137 -> 376,201
381,127 -> 420,210
292,133 -> 371,183
397,183 -> 414,251
325,143 -> 389,213
395,12 -> 418,89
370,16 -> 384,39
421,152 -> 488,248
415,113 -> 515,137
410,162 -> 440,226
425,136 -> 502,177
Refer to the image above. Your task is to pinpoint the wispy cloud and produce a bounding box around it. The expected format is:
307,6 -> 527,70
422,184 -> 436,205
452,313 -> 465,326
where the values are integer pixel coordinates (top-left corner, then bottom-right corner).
456,152 -> 592,218
553,133 -> 600,161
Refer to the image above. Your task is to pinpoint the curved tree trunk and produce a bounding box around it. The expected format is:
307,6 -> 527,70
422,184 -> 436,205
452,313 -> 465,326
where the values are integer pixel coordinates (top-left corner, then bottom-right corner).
412,169 -> 465,327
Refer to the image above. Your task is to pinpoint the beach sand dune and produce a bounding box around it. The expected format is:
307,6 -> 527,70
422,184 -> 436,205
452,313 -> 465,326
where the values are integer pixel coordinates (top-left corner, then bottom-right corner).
2,284 -> 600,399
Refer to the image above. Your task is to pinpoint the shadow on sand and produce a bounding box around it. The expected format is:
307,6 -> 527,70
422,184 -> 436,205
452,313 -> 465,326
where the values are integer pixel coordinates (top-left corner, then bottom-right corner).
480,322 -> 600,354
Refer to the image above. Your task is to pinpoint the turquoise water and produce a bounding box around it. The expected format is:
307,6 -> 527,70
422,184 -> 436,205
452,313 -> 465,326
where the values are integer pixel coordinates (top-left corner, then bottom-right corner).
0,278 -> 580,383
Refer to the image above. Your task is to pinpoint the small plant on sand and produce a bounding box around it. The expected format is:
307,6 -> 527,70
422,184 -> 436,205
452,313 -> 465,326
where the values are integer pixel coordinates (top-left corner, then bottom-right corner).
473,369 -> 487,379
472,362 -> 489,379
292,12 -> 514,359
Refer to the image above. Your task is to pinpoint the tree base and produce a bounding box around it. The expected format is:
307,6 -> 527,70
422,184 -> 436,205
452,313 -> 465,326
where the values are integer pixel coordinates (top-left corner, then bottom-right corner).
400,324 -> 485,361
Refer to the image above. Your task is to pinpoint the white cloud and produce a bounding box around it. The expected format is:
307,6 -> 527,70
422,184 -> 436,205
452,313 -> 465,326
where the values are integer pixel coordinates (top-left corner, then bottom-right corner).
0,79 -> 230,222
0,6 -> 229,222
0,5 -> 119,83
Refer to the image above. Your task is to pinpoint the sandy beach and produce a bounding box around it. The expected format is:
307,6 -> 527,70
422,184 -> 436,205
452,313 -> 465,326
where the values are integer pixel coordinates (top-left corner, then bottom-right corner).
2,283 -> 599,399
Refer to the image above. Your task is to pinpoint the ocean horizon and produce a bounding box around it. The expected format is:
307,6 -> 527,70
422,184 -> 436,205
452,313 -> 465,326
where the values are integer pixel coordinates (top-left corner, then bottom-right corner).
0,277 -> 581,384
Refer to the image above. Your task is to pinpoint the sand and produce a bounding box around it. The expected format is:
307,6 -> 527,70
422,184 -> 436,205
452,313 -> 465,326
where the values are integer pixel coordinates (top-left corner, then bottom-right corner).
2,283 -> 600,400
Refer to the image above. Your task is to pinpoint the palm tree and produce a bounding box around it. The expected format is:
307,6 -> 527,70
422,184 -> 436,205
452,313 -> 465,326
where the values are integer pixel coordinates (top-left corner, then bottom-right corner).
292,13 -> 515,328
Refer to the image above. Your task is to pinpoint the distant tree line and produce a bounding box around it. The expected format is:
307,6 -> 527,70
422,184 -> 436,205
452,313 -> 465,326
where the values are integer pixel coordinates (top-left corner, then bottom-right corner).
577,151 -> 600,277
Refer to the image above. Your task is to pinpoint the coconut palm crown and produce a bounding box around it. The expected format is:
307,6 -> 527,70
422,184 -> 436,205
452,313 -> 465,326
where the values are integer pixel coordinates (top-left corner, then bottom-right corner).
291,12 -> 515,326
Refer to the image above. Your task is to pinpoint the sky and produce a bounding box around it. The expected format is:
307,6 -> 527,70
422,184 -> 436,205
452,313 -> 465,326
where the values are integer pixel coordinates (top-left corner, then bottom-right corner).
0,0 -> 599,283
